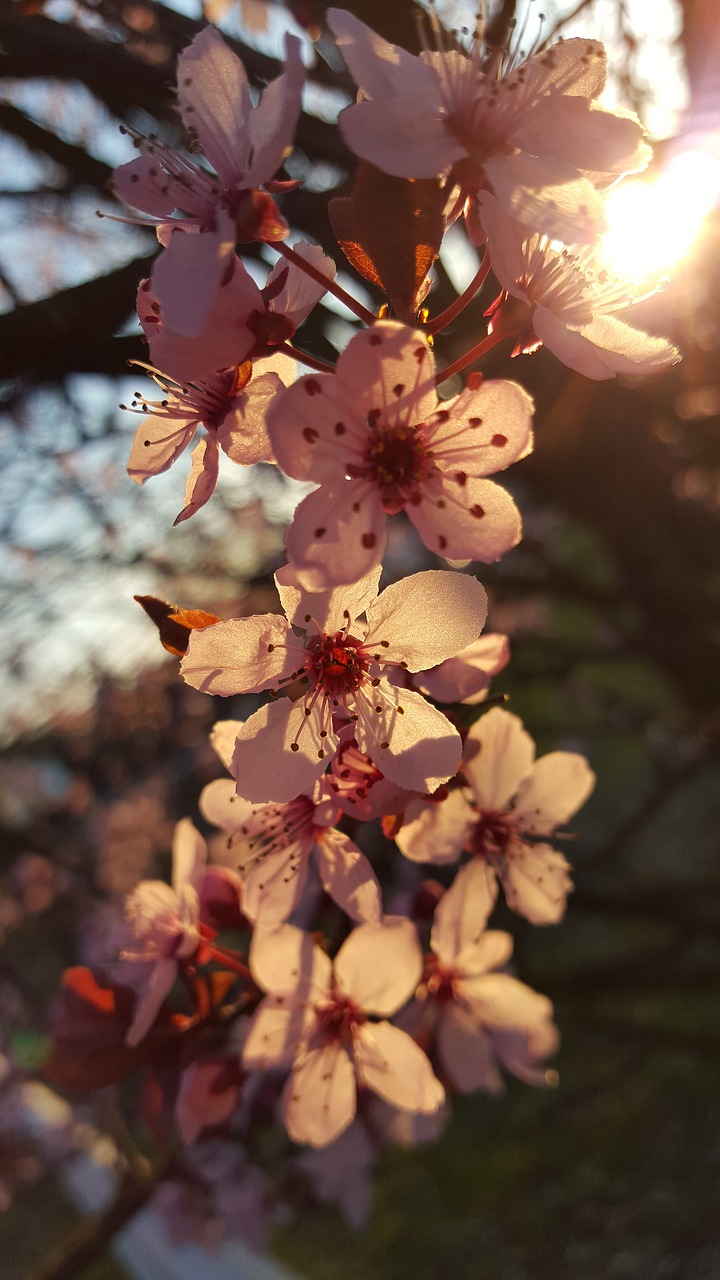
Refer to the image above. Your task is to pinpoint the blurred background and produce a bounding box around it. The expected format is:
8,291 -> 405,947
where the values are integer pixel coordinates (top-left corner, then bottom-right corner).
0,0 -> 719,1277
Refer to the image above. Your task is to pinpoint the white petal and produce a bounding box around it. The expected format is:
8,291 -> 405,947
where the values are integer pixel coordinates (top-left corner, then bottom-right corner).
275,562 -> 381,633
243,996 -> 308,1068
463,706 -> 535,810
335,917 -> 421,1014
126,412 -> 197,485
199,778 -> 251,833
174,435 -> 219,524
354,684 -> 462,795
433,859 -> 499,956
171,818 -> 206,896
356,1022 -> 444,1113
314,828 -> 382,924
364,570 -> 487,672
210,719 -> 245,770
282,1042 -> 357,1148
408,472 -> 522,564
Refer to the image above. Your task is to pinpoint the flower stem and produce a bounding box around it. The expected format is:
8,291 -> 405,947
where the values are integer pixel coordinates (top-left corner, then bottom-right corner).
275,241 -> 377,325
277,342 -> 335,374
427,254 -> 492,336
435,329 -> 506,385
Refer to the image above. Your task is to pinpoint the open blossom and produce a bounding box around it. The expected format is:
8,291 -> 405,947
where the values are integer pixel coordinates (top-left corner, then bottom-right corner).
114,28 -> 304,331
181,564 -> 488,803
199,775 -> 381,926
138,242 -> 335,384
124,360 -> 280,525
328,10 -> 649,244
243,919 -> 444,1147
396,706 -> 595,934
480,192 -> 680,379
119,819 -> 206,1046
410,888 -> 559,1094
267,321 -> 533,590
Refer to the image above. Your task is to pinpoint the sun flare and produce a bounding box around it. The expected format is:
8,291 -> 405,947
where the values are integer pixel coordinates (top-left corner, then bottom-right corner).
602,148 -> 720,280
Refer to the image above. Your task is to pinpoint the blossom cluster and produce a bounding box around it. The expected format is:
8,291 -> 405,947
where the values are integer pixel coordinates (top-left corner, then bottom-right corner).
46,6 -> 679,1235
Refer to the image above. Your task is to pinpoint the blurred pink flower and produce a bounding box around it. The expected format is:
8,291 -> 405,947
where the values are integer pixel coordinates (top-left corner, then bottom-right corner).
244,919 -> 444,1147
397,706 -> 595,932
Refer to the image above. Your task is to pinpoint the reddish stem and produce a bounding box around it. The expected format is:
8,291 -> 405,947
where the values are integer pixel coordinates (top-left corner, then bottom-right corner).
435,330 -> 506,385
278,342 -> 335,374
427,253 -> 492,336
275,241 -> 376,325
208,945 -> 252,980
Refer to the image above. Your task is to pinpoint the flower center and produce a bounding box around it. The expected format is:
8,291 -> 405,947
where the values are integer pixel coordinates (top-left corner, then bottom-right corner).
315,991 -> 364,1044
305,632 -> 369,698
469,808 -> 515,863
423,953 -> 457,1004
362,423 -> 431,515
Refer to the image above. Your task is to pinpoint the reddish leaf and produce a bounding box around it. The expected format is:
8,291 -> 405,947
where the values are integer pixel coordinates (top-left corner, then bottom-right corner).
135,595 -> 221,657
329,163 -> 446,322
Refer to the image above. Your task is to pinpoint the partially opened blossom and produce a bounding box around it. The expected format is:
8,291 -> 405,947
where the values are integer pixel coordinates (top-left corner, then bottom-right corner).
243,919 -> 444,1147
119,819 -> 205,1046
328,10 -> 649,244
181,564 -> 488,802
125,359 -> 280,525
412,889 -> 559,1094
199,775 -> 382,926
114,28 -> 304,332
138,242 -> 335,384
267,322 -> 533,589
396,706 -> 595,934
480,193 -> 680,379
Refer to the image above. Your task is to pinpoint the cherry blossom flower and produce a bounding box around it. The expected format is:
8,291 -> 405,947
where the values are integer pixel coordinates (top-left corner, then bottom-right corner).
479,192 -> 681,379
243,918 -> 444,1147
124,360 -> 280,525
396,706 -> 595,933
328,11 -> 649,244
199,775 -> 382,925
411,889 -> 559,1093
113,28 -> 304,330
137,242 -> 335,384
181,564 -> 488,803
120,819 -> 206,1046
267,322 -> 533,589
327,736 -> 419,822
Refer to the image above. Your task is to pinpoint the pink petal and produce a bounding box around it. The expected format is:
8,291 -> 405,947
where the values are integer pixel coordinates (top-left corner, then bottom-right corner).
243,996 -> 309,1068
210,719 -> 246,770
515,96 -> 646,174
275,562 -> 381,632
173,436 -> 220,525
242,840 -> 310,926
266,242 -> 337,328
364,570 -> 488,672
217,372 -> 279,466
574,314 -> 680,375
266,371 -> 366,486
181,615 -> 297,695
314,828 -> 382,924
283,1042 -> 357,1148
518,37 -> 607,99
126,412 -> 197,485
199,778 -> 253,832
176,1060 -> 238,1144
412,634 -> 510,705
427,379 -> 534,474
433,859 -> 499,955
484,153 -> 606,244
335,917 -> 421,1014
285,483 -> 387,591
454,929 -> 514,979
245,34 -> 305,188
395,790 -> 472,866
354,684 -> 462,795
125,957 -> 177,1047
171,818 -> 206,896
513,752 -> 596,835
231,700 -> 339,804
328,10 -> 437,100
408,472 -> 522,564
113,155 -> 195,219
355,1022 -> 444,1113
177,28 -> 252,186
476,193 -> 532,300
339,95 -> 464,178
152,216 -> 237,338
498,839 -> 573,925
465,973 -> 558,1054
436,1004 -> 504,1095
250,923 -> 331,997
334,323 -> 438,427
463,707 -> 535,810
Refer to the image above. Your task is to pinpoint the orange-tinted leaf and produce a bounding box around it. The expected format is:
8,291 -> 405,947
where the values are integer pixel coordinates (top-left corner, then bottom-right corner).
135,595 -> 221,657
329,163 -> 446,322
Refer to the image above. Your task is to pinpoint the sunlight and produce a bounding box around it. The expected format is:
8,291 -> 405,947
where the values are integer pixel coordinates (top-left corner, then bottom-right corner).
602,147 -> 720,279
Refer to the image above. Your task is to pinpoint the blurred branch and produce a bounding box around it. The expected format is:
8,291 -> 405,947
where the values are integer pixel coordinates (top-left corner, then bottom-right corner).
0,103 -> 112,193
